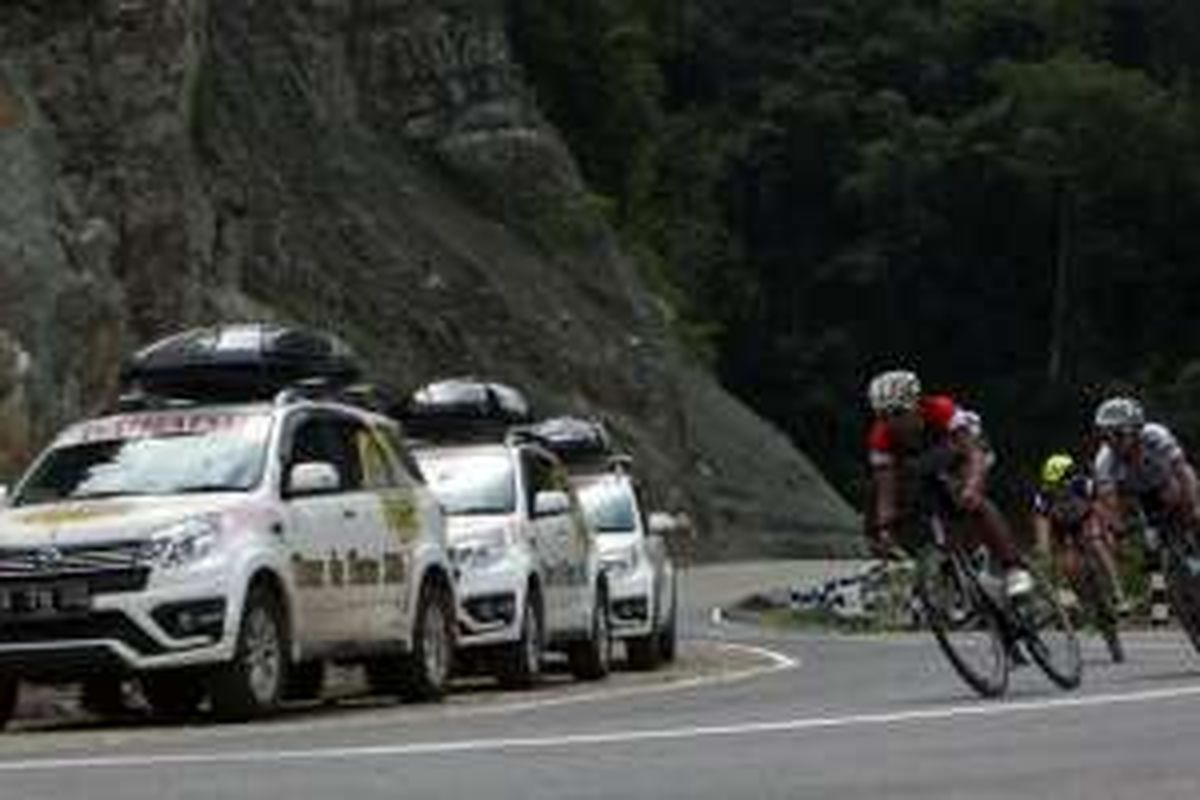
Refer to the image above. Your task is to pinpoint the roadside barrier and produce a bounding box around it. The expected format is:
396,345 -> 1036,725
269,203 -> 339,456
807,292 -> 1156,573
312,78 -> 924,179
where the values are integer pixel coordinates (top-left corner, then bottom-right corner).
1149,568 -> 1170,626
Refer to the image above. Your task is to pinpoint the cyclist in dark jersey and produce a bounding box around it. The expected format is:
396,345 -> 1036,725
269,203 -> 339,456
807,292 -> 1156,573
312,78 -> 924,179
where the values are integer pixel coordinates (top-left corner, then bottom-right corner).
865,369 -> 1032,596
1032,453 -> 1129,614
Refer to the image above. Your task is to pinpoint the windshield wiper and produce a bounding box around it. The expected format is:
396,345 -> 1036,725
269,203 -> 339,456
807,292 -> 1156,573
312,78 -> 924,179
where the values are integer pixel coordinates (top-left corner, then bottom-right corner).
71,490 -> 155,500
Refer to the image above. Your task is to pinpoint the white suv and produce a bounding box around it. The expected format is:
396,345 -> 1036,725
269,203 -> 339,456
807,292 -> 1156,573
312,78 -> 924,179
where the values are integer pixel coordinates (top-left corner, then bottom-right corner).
572,468 -> 677,669
0,394 -> 455,727
413,438 -> 611,687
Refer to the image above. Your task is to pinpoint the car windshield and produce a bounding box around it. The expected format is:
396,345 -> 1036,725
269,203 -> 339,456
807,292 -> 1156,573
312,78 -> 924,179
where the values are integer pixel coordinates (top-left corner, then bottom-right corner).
12,411 -> 273,506
417,450 -> 517,515
577,481 -> 638,533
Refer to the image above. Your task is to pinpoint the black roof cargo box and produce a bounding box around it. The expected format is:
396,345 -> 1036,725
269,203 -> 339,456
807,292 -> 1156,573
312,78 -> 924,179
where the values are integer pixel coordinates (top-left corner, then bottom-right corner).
401,378 -> 532,441
121,323 -> 361,402
527,416 -> 614,466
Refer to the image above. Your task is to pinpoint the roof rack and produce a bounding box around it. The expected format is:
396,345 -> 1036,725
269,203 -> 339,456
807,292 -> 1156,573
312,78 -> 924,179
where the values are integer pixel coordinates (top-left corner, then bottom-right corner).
273,378 -> 388,412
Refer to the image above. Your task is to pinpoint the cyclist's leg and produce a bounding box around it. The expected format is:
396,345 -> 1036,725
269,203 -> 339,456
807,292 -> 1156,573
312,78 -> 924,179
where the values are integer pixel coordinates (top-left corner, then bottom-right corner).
967,497 -> 1022,568
1081,513 -> 1129,611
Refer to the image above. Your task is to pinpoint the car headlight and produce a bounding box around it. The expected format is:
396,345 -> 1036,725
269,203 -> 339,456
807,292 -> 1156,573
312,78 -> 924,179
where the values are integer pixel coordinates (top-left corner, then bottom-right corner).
602,544 -> 640,576
451,528 -> 509,572
142,515 -> 223,570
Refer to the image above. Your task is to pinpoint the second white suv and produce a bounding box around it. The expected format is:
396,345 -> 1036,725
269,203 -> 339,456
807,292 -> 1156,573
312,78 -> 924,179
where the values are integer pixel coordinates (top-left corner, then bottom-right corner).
413,436 -> 611,687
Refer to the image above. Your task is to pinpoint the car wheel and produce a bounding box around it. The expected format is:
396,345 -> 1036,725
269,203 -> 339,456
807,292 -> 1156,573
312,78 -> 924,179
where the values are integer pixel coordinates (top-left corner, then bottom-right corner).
402,578 -> 454,702
209,585 -> 288,721
658,581 -> 678,663
0,675 -> 17,731
367,578 -> 454,703
498,590 -> 543,689
568,583 -> 611,681
626,632 -> 662,671
142,671 -> 207,721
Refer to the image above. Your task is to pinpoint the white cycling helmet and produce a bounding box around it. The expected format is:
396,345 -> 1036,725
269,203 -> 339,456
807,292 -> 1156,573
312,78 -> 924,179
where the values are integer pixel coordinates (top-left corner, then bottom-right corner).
868,370 -> 921,414
1094,396 -> 1144,432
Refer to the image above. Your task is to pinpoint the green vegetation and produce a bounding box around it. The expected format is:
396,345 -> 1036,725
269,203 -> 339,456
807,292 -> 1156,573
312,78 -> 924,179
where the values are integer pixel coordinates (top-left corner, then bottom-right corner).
506,0 -> 1200,513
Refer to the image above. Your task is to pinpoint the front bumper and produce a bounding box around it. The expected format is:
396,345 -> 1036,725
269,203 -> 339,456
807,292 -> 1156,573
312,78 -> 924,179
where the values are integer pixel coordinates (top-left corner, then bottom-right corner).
605,568 -> 655,639
0,565 -> 238,679
453,566 -> 525,648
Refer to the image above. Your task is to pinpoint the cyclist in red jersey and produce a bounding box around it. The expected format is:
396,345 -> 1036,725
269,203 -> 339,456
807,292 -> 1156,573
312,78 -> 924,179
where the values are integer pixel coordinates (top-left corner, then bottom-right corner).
866,370 -> 1033,596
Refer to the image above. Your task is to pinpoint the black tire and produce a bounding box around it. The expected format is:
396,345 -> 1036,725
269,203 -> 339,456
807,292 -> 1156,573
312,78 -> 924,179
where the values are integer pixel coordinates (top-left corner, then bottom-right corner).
283,661 -> 326,702
568,584 -> 612,681
80,677 -> 128,718
658,579 -> 678,664
917,545 -> 1009,698
401,578 -> 455,702
209,585 -> 289,721
141,671 -> 206,721
0,675 -> 16,731
1016,576 -> 1083,690
1164,536 -> 1200,656
367,578 -> 454,702
497,589 -> 543,689
626,633 -> 662,671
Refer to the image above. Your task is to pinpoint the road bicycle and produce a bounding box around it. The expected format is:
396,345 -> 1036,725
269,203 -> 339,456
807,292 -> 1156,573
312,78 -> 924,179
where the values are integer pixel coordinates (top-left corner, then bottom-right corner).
888,473 -> 1082,698
1137,501 -> 1200,656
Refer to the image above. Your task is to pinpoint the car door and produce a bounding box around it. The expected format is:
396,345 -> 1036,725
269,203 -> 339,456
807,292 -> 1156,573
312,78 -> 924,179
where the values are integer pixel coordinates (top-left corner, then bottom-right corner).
521,448 -> 567,634
353,421 -> 422,642
280,412 -> 377,648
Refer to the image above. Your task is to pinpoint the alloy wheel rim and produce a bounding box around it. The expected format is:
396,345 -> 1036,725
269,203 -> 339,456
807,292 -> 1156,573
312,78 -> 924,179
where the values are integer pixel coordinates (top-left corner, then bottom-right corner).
245,607 -> 281,703
423,600 -> 449,687
525,604 -> 542,676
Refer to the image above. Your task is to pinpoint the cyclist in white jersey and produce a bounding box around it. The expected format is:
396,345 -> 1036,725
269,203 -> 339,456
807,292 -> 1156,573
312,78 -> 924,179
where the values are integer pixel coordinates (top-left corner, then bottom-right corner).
1092,397 -> 1200,538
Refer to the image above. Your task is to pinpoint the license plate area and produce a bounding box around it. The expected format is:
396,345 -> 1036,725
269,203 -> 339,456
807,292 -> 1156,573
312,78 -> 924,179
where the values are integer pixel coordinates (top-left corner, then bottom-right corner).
0,581 -> 91,620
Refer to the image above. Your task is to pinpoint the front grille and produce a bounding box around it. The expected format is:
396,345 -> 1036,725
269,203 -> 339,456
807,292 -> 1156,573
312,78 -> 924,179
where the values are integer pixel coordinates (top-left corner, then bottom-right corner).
0,542 -> 150,594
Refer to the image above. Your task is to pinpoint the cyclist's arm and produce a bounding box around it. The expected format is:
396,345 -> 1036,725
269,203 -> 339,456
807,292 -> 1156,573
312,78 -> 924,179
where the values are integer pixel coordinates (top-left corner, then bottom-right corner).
1093,483 -> 1123,534
1170,455 -> 1200,519
871,461 -> 898,536
1032,512 -> 1052,557
949,427 -> 987,509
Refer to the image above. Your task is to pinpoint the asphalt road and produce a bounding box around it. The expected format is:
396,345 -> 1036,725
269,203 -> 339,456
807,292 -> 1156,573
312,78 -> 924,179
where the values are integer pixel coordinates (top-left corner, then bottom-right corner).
3,561 -> 1200,800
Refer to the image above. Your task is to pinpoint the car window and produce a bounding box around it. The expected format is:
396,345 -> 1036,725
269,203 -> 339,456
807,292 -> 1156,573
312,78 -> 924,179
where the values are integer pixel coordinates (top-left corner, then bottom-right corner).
375,425 -> 425,485
285,415 -> 363,494
356,427 -> 400,490
418,450 -> 517,515
14,412 -> 272,505
578,480 -> 638,533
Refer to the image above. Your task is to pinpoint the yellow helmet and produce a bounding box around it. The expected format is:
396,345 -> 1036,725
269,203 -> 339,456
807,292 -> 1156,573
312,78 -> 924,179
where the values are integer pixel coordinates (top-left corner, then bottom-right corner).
1040,453 -> 1075,489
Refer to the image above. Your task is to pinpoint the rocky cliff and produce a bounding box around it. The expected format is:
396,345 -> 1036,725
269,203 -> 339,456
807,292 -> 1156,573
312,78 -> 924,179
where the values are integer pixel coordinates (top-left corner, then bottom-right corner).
0,0 -> 857,558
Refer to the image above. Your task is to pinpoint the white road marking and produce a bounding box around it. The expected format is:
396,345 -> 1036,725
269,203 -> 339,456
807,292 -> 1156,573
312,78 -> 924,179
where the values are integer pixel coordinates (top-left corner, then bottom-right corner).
4,680 -> 1200,773
0,641 -> 799,747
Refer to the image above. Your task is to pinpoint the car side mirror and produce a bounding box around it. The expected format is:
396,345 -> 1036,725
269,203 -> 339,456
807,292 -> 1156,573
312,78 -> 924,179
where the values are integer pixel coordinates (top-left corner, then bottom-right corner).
288,462 -> 342,497
648,511 -> 689,538
533,490 -> 570,518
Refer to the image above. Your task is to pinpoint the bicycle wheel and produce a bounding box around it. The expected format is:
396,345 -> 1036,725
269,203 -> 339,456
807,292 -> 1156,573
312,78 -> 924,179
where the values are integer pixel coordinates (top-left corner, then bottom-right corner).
1163,531 -> 1200,656
1014,575 -> 1083,690
1078,551 -> 1124,664
917,544 -> 1009,698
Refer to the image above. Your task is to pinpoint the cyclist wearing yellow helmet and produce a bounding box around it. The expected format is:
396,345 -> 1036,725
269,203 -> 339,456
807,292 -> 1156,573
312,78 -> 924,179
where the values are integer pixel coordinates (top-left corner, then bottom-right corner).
1033,452 -> 1129,617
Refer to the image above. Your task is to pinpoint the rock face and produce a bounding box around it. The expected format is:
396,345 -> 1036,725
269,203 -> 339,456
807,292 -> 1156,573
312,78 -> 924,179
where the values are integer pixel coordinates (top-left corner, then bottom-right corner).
0,0 -> 857,558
